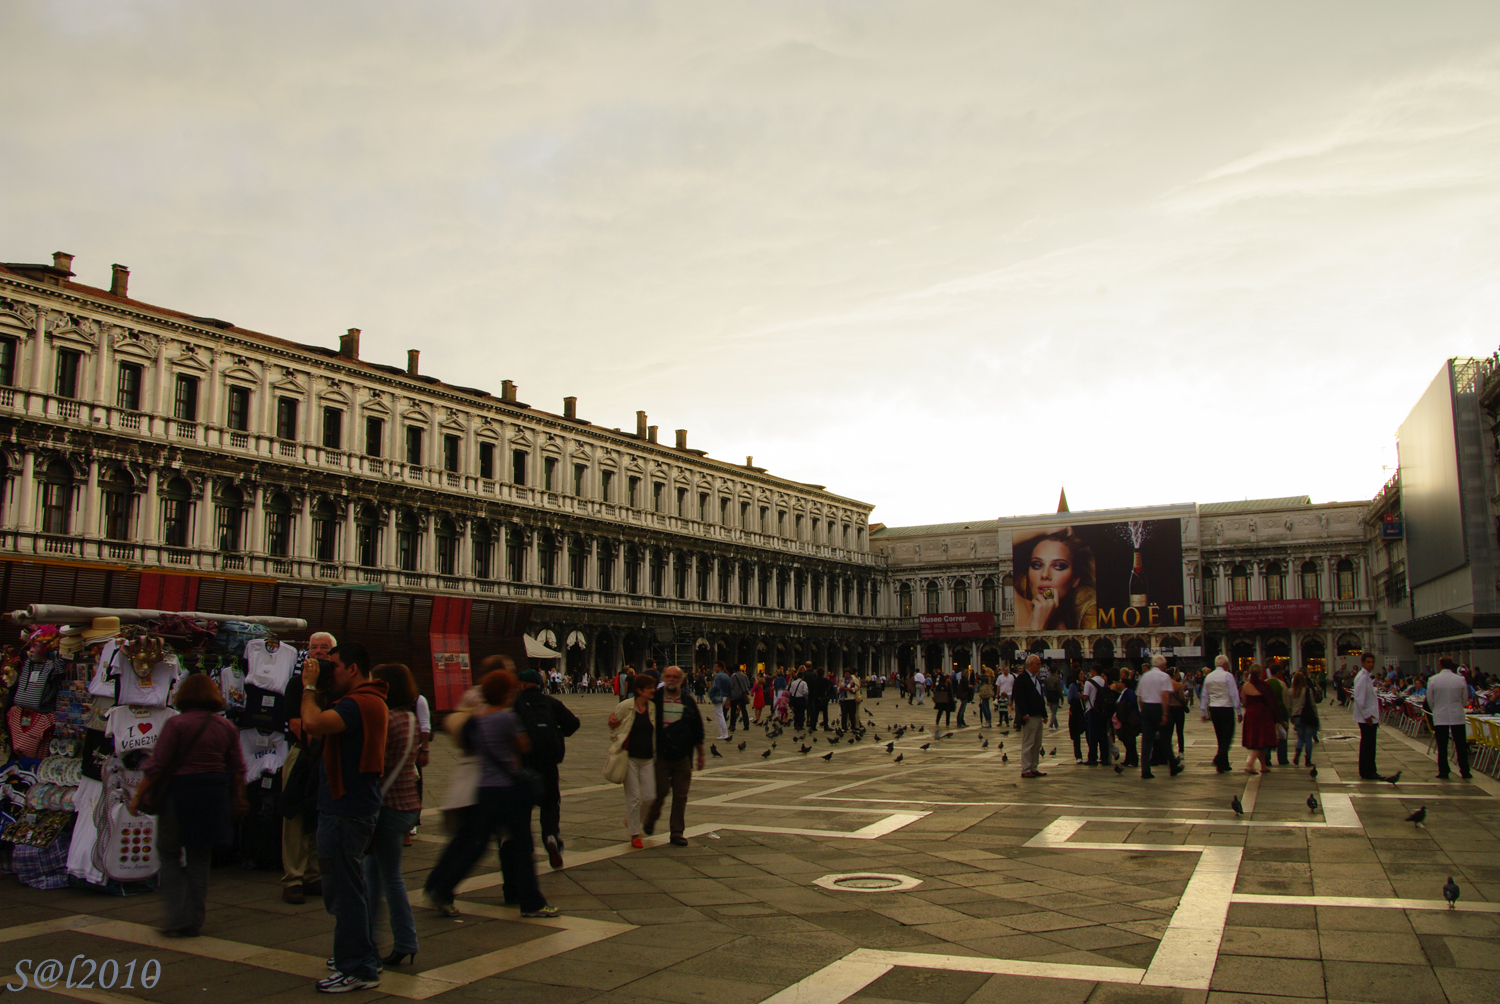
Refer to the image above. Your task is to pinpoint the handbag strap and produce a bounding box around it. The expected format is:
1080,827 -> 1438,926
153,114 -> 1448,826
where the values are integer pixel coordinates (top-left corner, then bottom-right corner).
379,712 -> 417,799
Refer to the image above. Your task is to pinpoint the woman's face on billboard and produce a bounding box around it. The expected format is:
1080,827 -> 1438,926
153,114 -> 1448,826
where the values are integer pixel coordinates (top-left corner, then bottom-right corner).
1028,540 -> 1076,601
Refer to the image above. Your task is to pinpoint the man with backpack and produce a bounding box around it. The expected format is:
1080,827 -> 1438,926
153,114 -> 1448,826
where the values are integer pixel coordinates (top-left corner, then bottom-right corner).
1084,664 -> 1116,766
513,669 -> 581,869
643,665 -> 706,846
728,664 -> 752,733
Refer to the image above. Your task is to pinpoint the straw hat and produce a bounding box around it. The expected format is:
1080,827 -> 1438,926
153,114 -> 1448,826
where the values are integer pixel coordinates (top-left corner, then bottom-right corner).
82,616 -> 121,642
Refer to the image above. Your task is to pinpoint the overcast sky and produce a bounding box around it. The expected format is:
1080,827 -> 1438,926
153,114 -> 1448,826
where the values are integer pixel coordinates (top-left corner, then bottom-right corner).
4,2 -> 1499,526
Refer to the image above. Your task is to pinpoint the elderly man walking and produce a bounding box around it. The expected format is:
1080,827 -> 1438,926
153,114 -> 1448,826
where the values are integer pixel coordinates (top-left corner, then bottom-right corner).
642,665 -> 707,846
1137,655 -> 1184,779
1015,656 -> 1049,778
1200,655 -> 1242,773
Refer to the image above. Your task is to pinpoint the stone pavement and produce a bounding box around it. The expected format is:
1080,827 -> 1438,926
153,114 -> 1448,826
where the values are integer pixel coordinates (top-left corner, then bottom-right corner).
3,692 -> 1498,1003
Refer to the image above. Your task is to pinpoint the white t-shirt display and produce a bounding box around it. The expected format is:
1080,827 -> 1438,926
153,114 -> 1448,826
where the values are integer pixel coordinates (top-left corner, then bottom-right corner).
106,705 -> 178,757
116,654 -> 183,709
244,640 -> 298,694
66,777 -> 107,886
90,643 -> 182,708
238,728 -> 290,778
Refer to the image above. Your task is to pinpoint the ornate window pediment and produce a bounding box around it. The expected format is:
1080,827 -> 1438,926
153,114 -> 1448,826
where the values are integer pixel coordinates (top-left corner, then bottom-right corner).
271,373 -> 305,395
510,427 -> 534,448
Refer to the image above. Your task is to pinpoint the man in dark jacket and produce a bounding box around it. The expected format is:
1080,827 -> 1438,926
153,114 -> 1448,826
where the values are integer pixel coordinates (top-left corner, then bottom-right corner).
1013,655 -> 1049,778
728,665 -> 752,733
644,665 -> 706,846
513,669 -> 582,868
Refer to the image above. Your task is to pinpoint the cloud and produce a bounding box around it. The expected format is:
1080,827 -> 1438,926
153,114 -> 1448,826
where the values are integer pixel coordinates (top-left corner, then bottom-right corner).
2,2 -> 1499,524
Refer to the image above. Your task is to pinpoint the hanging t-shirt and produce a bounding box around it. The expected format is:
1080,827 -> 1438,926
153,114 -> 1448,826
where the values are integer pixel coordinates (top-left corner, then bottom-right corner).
116,654 -> 183,710
214,661 -> 247,713
89,642 -> 123,698
238,728 -> 290,778
106,705 -> 178,757
244,640 -> 297,695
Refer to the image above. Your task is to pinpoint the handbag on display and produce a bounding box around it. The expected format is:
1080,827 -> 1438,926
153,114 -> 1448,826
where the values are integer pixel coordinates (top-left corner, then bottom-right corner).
93,760 -> 157,883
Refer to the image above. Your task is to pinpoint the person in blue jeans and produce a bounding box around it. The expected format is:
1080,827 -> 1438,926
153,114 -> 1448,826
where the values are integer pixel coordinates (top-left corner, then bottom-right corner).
299,642 -> 388,994
364,664 -> 424,968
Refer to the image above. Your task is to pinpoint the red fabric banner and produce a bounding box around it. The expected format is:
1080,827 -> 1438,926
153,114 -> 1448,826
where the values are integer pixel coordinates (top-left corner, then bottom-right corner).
1226,599 -> 1322,630
918,612 -> 995,640
137,572 -> 199,612
429,595 -> 474,712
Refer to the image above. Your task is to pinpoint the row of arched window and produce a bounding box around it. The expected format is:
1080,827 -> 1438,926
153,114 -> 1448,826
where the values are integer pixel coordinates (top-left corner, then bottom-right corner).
1203,559 -> 1357,604
895,576 -> 1011,617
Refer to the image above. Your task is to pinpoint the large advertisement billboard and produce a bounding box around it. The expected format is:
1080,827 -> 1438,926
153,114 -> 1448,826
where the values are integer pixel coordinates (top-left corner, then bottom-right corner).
1011,518 -> 1184,632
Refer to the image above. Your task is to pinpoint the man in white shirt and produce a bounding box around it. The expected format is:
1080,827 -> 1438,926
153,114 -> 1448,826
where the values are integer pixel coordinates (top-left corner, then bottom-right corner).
1200,655 -> 1242,774
1137,655 -> 1183,779
1426,657 -> 1473,780
1352,652 -> 1382,779
912,671 -> 927,706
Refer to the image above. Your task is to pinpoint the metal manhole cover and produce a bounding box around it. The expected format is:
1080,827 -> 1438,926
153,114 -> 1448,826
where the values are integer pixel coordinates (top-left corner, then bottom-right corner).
812,872 -> 922,893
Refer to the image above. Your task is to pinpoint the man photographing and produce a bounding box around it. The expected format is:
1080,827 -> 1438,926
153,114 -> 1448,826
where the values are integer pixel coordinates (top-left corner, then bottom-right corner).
299,643 -> 389,994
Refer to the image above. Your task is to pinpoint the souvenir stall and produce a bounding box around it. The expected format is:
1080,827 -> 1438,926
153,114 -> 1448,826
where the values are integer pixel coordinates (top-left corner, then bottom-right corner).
0,604 -> 305,894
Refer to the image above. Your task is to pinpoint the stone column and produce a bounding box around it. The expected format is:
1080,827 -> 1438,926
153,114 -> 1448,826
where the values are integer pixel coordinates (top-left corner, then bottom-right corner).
15,451 -> 35,532
342,501 -> 358,566
296,495 -> 313,562
81,458 -> 100,539
459,520 -> 473,582
248,484 -> 265,556
141,469 -> 160,546
383,508 -> 398,570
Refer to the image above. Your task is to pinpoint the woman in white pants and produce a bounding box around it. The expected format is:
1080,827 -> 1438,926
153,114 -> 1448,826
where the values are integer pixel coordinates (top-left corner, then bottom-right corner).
608,675 -> 657,848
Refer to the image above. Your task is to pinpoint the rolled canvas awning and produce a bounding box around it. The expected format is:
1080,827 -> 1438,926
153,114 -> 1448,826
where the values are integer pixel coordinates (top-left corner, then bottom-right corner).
524,634 -> 562,659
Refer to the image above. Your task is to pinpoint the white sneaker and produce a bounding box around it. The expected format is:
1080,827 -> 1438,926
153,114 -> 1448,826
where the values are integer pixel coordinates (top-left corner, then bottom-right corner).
316,973 -> 379,993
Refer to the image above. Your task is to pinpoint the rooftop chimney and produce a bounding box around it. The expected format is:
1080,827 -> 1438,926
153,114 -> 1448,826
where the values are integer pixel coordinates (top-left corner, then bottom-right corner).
648,425 -> 658,443
406,349 -> 419,376
563,396 -> 577,420
746,456 -> 754,467
675,429 -> 688,450
110,264 -> 130,297
501,380 -> 517,402
339,328 -> 361,360
636,411 -> 648,438
52,252 -> 74,275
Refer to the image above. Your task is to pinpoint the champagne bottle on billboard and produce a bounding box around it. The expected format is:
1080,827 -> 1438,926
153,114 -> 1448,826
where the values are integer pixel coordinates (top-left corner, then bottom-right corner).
1129,549 -> 1148,608
1121,520 -> 1149,608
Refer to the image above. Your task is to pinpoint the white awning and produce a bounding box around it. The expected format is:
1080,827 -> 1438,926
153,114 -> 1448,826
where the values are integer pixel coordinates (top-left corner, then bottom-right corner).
566,630 -> 587,649
524,634 -> 562,659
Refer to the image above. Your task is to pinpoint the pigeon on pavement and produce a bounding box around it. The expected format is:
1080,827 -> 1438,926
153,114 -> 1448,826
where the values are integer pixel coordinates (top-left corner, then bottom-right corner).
1386,771 -> 1402,785
1231,795 -> 1244,816
761,748 -> 772,759
885,742 -> 895,753
799,745 -> 811,754
920,743 -> 931,750
1307,794 -> 1319,811
1405,806 -> 1427,827
710,745 -> 722,758
738,741 -> 747,751
1114,764 -> 1124,774
821,751 -> 834,762
1443,877 -> 1460,909
1002,753 -> 1008,764
1310,766 -> 1318,779
1050,748 -> 1057,757
894,754 -> 904,763
982,738 -> 989,749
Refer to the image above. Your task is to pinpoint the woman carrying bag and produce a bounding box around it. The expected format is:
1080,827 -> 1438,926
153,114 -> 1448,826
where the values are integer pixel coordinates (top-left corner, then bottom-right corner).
1289,670 -> 1320,767
606,675 -> 657,848
130,674 -> 246,937
424,664 -> 557,919
364,664 -> 423,967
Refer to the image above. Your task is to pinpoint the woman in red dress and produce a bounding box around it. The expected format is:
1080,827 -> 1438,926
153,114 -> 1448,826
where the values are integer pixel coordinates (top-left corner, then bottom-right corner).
1240,664 -> 1278,774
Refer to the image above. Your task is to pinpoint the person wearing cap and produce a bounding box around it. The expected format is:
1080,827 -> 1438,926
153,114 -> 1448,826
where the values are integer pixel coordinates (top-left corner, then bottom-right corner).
512,668 -> 580,868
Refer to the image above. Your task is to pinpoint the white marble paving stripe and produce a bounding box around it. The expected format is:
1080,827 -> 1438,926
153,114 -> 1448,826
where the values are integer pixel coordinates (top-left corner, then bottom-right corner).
1233,893 -> 1500,913
755,955 -> 895,1004
854,948 -> 1145,984
0,915 -> 108,944
456,810 -> 928,890
1319,792 -> 1361,828
1239,769 -> 1261,816
1142,846 -> 1242,990
37,987 -> 149,1004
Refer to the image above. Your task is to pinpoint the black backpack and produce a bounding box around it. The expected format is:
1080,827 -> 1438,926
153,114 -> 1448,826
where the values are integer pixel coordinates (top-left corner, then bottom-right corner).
513,689 -> 565,768
1090,680 -> 1119,719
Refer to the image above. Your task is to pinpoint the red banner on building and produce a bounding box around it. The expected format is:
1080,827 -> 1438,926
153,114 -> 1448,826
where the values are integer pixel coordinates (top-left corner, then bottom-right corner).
1226,600 -> 1322,630
918,612 -> 995,640
429,596 -> 474,711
